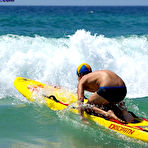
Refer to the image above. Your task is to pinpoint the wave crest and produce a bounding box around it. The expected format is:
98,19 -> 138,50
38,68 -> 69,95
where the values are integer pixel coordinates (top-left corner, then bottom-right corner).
0,30 -> 148,99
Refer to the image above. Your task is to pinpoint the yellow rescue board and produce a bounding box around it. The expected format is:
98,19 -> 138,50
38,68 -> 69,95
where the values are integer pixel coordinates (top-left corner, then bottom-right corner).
14,77 -> 148,143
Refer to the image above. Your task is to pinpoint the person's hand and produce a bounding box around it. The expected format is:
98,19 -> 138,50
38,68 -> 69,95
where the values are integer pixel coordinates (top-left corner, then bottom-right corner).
81,117 -> 90,125
79,97 -> 84,102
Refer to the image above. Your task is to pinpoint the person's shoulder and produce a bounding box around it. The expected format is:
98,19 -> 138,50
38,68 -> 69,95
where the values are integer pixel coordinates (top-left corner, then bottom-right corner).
92,70 -> 114,77
92,70 -> 106,73
97,70 -> 114,74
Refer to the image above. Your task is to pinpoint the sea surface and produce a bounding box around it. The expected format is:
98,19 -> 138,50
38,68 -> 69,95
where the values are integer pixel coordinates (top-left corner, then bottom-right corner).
0,6 -> 148,148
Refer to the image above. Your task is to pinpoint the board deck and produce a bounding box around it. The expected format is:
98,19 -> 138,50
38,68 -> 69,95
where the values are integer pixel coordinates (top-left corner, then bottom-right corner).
14,77 -> 148,143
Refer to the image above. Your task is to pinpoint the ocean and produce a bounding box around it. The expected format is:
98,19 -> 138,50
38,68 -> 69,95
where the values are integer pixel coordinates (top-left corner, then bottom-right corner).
0,6 -> 148,148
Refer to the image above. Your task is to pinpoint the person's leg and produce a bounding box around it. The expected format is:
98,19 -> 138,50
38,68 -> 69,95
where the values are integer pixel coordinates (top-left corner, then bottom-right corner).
87,92 -> 125,123
116,101 -> 135,123
87,92 -> 109,105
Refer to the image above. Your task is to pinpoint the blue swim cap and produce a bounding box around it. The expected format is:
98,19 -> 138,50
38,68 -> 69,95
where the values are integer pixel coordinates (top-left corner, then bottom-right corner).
77,63 -> 92,76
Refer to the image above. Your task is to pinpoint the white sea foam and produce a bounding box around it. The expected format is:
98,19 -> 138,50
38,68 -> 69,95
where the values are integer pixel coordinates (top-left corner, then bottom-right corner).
0,30 -> 148,99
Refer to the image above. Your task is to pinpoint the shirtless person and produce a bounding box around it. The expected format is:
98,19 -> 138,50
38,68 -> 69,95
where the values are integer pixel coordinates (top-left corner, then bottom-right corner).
76,63 -> 134,123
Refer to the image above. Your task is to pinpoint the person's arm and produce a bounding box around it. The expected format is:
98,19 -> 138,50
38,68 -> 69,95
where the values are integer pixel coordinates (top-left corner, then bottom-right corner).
77,80 -> 85,120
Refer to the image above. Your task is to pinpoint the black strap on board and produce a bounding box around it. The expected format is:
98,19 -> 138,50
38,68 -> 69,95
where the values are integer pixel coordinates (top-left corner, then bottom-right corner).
43,94 -> 69,106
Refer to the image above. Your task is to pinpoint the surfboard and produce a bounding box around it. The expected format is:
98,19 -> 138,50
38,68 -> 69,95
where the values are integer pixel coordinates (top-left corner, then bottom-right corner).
14,77 -> 148,143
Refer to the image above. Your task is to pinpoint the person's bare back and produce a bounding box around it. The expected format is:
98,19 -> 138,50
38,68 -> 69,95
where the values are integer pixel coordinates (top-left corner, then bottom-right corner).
78,70 -> 125,93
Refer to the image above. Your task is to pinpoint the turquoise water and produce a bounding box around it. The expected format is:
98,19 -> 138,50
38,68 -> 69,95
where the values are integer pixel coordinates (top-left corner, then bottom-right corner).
0,97 -> 148,148
0,6 -> 148,147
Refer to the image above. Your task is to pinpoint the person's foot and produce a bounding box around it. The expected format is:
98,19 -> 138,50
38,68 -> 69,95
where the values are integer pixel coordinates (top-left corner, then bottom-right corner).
107,110 -> 125,123
122,110 -> 135,123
